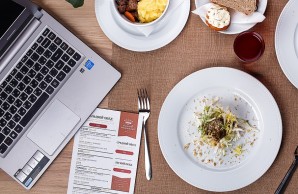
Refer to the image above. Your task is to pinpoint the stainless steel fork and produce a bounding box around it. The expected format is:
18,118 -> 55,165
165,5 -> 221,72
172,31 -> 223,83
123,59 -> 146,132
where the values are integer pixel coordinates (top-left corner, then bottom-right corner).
137,89 -> 152,180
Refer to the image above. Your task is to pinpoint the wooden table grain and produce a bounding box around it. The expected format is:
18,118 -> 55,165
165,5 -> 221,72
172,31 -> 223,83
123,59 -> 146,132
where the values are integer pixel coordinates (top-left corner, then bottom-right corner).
0,0 -> 112,193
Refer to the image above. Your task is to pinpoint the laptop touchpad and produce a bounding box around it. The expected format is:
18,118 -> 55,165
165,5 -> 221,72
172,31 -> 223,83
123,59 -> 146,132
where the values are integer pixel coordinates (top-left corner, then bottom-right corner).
27,99 -> 81,156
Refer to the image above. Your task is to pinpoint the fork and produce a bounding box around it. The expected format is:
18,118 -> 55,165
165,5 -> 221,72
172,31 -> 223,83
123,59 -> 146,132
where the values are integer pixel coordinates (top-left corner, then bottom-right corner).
137,89 -> 152,180
275,146 -> 298,194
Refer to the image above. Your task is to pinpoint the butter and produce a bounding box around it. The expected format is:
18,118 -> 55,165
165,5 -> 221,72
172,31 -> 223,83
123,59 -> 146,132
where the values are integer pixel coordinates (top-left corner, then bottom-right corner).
206,4 -> 230,29
137,0 -> 168,23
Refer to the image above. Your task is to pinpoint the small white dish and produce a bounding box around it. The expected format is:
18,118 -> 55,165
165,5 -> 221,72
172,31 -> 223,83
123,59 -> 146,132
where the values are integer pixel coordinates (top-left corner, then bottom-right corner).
275,0 -> 298,88
94,0 -> 190,52
194,0 -> 268,34
158,67 -> 282,192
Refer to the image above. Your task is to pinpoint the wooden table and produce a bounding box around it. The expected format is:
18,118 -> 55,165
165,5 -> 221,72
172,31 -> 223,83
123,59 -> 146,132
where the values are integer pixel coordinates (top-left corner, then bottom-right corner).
1,0 -> 298,194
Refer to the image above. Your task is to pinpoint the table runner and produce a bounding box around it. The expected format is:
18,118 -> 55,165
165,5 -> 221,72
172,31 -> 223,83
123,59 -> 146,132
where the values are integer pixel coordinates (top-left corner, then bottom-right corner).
109,1 -> 298,193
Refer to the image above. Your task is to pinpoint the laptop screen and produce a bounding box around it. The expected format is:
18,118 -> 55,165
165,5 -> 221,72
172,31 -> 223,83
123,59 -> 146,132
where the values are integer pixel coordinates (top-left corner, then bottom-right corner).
0,1 -> 25,39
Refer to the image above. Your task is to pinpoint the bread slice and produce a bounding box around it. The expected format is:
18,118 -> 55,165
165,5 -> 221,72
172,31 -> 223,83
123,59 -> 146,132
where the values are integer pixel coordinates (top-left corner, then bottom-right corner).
210,0 -> 257,15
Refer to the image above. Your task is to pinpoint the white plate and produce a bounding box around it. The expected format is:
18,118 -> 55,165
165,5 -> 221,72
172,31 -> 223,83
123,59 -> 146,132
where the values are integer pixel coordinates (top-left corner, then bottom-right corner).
158,67 -> 282,192
194,0 -> 267,34
94,0 -> 190,52
275,0 -> 298,88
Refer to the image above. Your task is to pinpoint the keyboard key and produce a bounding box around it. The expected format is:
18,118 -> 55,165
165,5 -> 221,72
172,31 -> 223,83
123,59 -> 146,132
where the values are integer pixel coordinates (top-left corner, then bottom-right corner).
9,79 -> 18,87
0,119 -> 7,127
45,60 -> 54,69
29,80 -> 39,88
63,65 -> 71,73
49,43 -> 57,52
33,88 -> 42,97
37,36 -> 44,43
54,37 -> 62,45
44,75 -> 53,84
20,93 -> 49,127
0,109 -> 4,117
56,71 -> 66,82
62,54 -> 70,62
39,81 -> 48,90
38,56 -> 47,65
28,94 -> 37,103
15,72 -> 24,81
1,81 -> 7,88
19,93 -> 28,101
25,86 -> 33,95
9,131 -> 18,139
66,47 -> 75,56
18,107 -> 27,116
45,86 -> 54,95
0,92 -> 8,100
23,101 -> 32,109
14,125 -> 23,133
51,79 -> 59,88
35,73 -> 44,82
26,49 -> 33,56
5,75 -> 13,82
16,62 -> 23,69
6,95 -> 15,104
7,120 -> 16,129
23,76 -> 31,85
12,89 -> 20,98
0,143 -> 8,154
14,99 -> 23,108
36,46 -> 45,55
20,66 -> 29,74
31,52 -> 39,61
12,114 -> 21,122
55,60 -> 64,70
4,137 -> 13,146
4,85 -> 13,94
10,69 -> 17,76
21,56 -> 28,63
25,59 -> 34,68
60,42 -> 68,50
17,82 -> 26,91
33,63 -> 41,71
73,52 -> 81,61
51,48 -> 63,62
31,43 -> 38,50
41,38 -> 51,48
0,134 -> 4,144
1,102 -> 10,110
40,66 -> 49,75
48,32 -> 56,40
43,49 -> 52,58
43,28 -> 50,36
28,69 -> 37,77
9,105 -> 17,114
3,112 -> 12,121
2,127 -> 10,135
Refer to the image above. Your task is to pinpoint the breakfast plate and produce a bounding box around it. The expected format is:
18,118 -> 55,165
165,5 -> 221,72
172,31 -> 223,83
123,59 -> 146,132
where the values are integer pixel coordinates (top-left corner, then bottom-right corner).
158,67 -> 282,192
94,0 -> 190,52
275,0 -> 298,88
194,0 -> 268,34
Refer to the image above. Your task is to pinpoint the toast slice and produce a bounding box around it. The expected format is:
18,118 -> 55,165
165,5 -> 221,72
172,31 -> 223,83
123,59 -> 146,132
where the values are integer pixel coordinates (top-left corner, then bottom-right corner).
210,0 -> 257,15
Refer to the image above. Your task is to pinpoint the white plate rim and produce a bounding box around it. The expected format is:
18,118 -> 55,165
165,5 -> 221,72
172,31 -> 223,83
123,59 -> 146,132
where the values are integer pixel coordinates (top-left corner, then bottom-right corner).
275,0 -> 298,88
158,67 -> 282,192
94,0 -> 190,52
194,0 -> 268,34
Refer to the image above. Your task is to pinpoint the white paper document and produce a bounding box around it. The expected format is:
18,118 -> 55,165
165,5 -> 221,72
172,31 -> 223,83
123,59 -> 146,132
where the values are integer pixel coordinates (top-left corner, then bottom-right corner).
67,108 -> 142,194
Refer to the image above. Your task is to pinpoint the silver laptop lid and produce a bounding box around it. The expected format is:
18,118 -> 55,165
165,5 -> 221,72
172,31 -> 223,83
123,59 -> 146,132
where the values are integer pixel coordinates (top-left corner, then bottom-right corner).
0,0 -> 40,60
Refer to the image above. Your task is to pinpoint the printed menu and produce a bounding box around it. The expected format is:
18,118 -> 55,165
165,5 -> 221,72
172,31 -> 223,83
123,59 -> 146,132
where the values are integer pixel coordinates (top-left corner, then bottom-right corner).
67,108 -> 142,194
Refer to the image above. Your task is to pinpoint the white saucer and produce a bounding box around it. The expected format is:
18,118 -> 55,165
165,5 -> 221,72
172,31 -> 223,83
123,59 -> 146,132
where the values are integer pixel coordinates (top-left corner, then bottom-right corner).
275,0 -> 298,88
94,0 -> 190,52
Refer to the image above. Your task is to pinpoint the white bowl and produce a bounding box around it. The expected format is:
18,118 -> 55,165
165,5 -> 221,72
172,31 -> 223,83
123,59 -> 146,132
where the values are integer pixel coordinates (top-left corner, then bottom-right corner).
113,0 -> 170,27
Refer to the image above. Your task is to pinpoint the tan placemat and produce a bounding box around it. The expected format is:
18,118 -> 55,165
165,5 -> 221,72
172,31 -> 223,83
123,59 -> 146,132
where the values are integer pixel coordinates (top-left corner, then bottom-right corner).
108,1 -> 298,193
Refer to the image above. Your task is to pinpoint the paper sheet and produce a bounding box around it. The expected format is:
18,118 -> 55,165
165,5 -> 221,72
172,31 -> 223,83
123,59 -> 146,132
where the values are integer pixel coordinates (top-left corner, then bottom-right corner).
67,108 -> 142,194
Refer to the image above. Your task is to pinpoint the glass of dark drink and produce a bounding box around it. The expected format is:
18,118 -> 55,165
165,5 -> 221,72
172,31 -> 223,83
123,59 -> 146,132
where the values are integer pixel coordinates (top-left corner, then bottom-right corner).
233,31 -> 265,63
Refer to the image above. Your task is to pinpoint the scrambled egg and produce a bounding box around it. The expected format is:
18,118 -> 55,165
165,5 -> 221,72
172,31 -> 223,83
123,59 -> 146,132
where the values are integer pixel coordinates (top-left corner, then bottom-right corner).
137,0 -> 168,23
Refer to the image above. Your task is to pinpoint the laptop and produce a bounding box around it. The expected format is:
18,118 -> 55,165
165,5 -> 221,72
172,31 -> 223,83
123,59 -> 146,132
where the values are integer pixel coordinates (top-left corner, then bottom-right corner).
0,0 -> 121,189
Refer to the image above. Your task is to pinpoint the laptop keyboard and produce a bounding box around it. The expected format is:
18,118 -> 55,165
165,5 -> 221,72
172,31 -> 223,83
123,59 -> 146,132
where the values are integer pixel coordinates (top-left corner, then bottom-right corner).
0,27 -> 83,157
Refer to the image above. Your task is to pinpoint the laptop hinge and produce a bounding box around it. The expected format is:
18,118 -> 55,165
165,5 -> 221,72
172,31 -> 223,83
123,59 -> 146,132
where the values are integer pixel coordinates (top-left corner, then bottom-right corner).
0,18 -> 40,74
